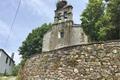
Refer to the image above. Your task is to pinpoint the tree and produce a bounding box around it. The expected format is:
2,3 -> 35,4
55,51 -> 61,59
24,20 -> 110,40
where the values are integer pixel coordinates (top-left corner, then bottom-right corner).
12,64 -> 20,76
95,13 -> 112,40
81,0 -> 106,41
106,0 -> 120,39
19,23 -> 52,59
81,0 -> 113,41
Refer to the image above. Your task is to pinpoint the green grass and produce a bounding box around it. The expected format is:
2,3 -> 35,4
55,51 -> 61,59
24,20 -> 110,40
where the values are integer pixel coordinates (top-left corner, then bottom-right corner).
0,76 -> 16,80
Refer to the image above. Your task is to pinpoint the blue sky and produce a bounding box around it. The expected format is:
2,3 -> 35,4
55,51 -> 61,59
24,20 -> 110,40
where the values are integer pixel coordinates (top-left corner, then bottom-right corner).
0,0 -> 88,64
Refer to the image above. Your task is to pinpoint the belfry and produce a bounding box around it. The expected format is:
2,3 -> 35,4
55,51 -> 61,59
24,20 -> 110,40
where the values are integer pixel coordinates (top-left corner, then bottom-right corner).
55,0 -> 73,23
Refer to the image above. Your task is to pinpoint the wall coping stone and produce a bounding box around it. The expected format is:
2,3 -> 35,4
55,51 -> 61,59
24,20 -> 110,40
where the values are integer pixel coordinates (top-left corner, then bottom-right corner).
30,40 -> 120,58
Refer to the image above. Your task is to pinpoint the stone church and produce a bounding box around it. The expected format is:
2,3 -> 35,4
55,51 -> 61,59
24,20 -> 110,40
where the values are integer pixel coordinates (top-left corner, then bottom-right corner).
42,0 -> 88,52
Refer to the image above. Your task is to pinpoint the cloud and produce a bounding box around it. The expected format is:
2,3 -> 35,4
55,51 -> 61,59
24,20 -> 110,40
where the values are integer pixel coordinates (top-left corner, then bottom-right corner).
69,0 -> 88,23
22,0 -> 55,21
0,20 -> 10,37
0,19 -> 16,50
22,0 -> 88,24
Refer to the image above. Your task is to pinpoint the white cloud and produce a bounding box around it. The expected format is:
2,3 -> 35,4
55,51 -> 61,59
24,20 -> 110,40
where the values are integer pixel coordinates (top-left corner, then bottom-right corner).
0,20 -> 15,43
22,0 -> 55,21
11,51 -> 22,65
21,0 -> 88,24
0,19 -> 16,53
0,20 -> 10,37
14,52 -> 22,64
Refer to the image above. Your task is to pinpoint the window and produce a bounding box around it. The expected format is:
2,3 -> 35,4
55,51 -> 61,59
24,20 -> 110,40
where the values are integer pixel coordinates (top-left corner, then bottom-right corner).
58,17 -> 61,22
58,30 -> 64,38
0,52 -> 1,57
64,12 -> 67,19
58,13 -> 62,21
60,31 -> 64,38
81,33 -> 85,42
9,60 -> 11,66
6,56 -> 8,64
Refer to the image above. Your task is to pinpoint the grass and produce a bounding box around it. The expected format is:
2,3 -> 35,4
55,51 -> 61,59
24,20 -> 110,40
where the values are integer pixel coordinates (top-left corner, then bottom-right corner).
0,76 -> 16,80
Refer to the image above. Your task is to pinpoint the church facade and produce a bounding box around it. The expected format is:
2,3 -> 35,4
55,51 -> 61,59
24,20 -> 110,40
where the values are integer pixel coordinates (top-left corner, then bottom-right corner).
42,0 -> 88,52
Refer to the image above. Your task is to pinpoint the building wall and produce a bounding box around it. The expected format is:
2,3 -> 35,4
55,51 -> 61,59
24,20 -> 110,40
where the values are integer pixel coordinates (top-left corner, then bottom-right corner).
20,41 -> 120,80
49,21 -> 72,50
42,22 -> 88,52
0,51 -> 14,75
42,31 -> 51,52
70,27 -> 88,45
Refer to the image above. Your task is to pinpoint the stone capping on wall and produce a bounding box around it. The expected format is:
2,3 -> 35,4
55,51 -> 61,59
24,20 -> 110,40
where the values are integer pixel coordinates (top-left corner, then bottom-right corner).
42,40 -> 120,53
30,40 -> 120,58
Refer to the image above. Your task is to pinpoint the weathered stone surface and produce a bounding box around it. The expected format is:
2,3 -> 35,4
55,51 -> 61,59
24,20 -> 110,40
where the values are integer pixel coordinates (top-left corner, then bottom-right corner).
20,41 -> 120,80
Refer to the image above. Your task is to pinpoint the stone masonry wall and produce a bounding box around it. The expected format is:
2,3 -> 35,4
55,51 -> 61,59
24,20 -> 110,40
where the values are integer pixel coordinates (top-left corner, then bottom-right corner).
20,41 -> 120,80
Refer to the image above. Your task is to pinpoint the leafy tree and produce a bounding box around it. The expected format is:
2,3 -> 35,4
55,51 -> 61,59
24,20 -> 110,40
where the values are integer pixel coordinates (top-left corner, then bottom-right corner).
12,64 -> 20,76
19,23 -> 52,59
95,12 -> 113,40
81,0 -> 105,41
81,0 -> 119,41
106,0 -> 120,39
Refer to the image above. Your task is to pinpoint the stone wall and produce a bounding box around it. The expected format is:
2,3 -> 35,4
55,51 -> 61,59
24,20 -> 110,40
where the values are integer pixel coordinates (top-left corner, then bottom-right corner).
20,41 -> 120,80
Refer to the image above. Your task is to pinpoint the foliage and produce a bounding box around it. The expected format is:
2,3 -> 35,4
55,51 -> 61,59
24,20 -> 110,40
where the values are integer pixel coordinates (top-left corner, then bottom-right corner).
81,0 -> 120,41
19,23 -> 52,59
106,0 -> 120,39
12,64 -> 20,76
81,0 -> 105,41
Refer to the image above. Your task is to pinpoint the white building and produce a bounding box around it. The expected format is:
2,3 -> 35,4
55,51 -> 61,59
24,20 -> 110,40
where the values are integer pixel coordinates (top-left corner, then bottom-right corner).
0,49 -> 15,75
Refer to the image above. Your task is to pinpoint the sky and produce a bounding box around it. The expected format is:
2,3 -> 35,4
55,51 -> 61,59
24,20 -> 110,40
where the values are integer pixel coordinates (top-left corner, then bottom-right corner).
0,0 -> 88,64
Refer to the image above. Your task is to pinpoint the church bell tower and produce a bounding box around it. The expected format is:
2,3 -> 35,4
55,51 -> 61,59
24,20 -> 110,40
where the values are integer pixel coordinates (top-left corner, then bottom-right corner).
49,0 -> 74,50
54,0 -> 73,23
